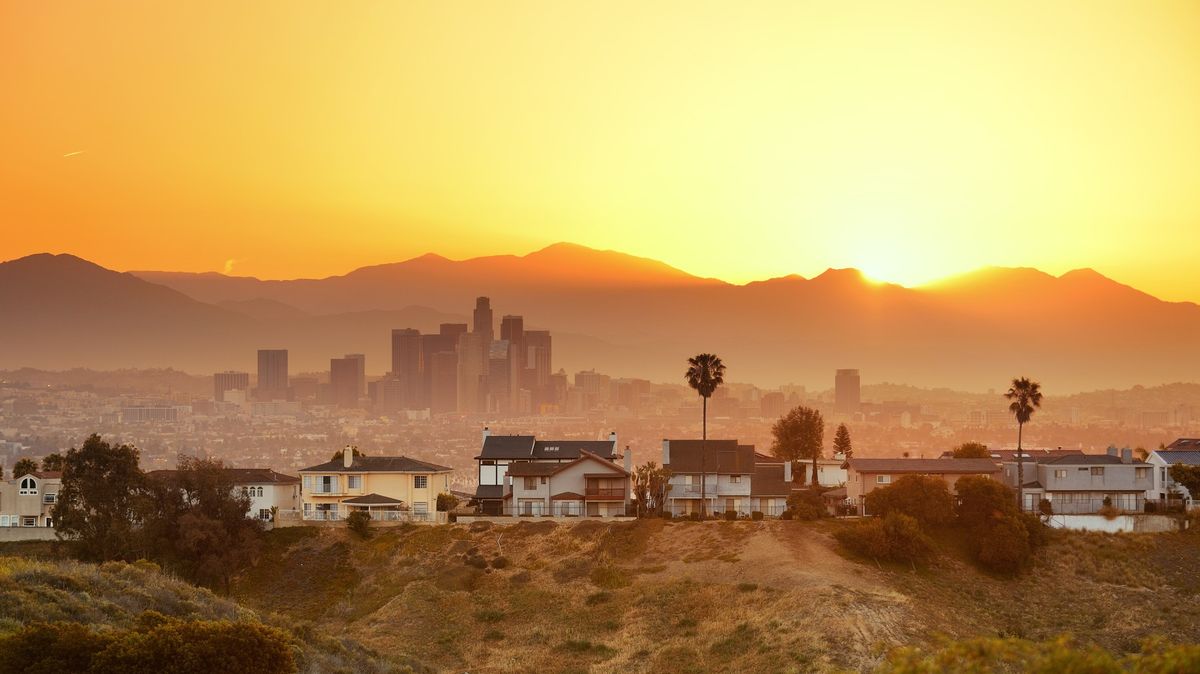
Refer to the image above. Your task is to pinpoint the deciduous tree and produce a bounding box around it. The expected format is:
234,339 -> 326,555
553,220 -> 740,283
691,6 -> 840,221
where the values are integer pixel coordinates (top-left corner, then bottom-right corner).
771,406 -> 825,486
52,435 -> 145,562
951,442 -> 990,459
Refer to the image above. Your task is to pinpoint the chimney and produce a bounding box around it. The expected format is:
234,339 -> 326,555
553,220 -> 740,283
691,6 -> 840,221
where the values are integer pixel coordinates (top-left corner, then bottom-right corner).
784,460 -> 792,483
1121,448 -> 1133,464
609,431 -> 618,452
343,445 -> 353,469
662,439 -> 670,466
624,445 -> 632,473
1107,446 -> 1119,457
482,426 -> 491,445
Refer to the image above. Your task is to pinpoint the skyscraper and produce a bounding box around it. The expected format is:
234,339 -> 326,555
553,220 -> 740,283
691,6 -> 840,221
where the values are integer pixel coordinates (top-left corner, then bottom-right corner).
391,328 -> 423,406
835,369 -> 861,414
330,356 -> 363,408
473,297 -> 494,341
213,371 -> 249,402
456,332 -> 488,414
345,353 -> 366,397
428,350 -> 459,414
525,330 -> 552,387
256,349 -> 289,401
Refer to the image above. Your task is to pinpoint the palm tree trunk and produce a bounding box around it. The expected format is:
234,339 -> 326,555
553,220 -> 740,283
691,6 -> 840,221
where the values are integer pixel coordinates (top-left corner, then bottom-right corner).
700,396 -> 707,518
1016,421 -> 1024,511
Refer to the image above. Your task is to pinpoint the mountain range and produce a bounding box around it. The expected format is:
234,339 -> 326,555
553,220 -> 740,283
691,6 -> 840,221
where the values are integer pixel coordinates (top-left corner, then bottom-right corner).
2,243 -> 1197,391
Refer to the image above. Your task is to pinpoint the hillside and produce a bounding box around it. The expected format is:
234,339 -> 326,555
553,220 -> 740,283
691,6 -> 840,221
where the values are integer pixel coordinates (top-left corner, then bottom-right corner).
0,554 -> 411,673
229,521 -> 1200,673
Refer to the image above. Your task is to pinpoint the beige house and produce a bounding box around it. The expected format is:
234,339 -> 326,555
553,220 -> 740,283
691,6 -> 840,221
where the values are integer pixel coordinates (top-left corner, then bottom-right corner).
0,471 -> 61,528
298,449 -> 452,522
504,450 -> 630,517
845,458 -> 1001,514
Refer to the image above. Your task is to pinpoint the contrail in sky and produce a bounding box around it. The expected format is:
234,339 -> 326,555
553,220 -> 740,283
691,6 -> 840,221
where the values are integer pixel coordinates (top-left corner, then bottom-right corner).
63,150 -> 85,158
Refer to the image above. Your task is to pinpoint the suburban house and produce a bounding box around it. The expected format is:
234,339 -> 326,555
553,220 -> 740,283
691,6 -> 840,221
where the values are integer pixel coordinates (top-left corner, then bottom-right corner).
844,458 -> 1002,514
298,448 -> 453,522
0,470 -> 60,528
1147,445 -> 1200,509
473,428 -> 620,515
661,439 -> 756,516
146,468 -> 300,521
749,458 -> 802,516
503,449 -> 631,517
1011,449 -> 1152,514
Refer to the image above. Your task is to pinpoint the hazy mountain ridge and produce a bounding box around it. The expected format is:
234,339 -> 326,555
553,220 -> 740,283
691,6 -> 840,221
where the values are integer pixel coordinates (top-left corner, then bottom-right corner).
4,246 -> 1200,390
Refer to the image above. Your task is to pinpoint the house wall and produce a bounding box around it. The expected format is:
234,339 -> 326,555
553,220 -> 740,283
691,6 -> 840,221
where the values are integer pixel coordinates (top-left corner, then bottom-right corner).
506,458 -> 628,516
300,471 -> 451,514
242,483 -> 300,519
1033,462 -> 1152,494
0,475 -> 60,527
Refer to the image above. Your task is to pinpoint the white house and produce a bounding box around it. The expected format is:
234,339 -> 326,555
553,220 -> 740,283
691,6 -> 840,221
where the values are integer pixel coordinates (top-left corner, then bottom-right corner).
146,467 -> 300,521
0,471 -> 61,528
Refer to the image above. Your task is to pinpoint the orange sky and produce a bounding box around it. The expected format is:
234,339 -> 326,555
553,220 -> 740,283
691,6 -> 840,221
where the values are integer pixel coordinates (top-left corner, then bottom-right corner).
3,2 -> 1200,300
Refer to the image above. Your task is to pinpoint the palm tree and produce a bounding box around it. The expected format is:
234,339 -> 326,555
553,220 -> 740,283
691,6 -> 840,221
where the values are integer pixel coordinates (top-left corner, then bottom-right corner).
1005,377 -> 1043,511
685,353 -> 726,518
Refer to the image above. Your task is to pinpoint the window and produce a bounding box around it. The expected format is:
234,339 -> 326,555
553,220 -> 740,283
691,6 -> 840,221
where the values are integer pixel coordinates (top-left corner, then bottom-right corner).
414,475 -> 428,489
413,502 -> 428,514
1054,470 -> 1067,479
257,487 -> 264,497
730,475 -> 742,483
0,516 -> 8,527
347,475 -> 362,491
18,477 -> 37,496
21,516 -> 36,527
524,477 -> 538,490
1090,467 -> 1105,477
43,493 -> 56,504
876,475 -> 892,485
1135,467 -> 1149,480
313,475 -> 337,494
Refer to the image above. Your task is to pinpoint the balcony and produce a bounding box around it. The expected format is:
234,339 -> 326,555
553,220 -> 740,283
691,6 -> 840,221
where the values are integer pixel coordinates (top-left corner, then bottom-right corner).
584,487 -> 627,500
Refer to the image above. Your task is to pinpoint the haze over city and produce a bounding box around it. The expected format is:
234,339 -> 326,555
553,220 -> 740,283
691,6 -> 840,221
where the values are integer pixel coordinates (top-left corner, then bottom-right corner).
4,3 -> 1200,673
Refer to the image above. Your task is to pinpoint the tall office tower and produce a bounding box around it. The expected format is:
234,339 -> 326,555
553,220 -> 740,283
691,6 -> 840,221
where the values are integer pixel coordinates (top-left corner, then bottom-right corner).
429,350 -> 458,414
473,297 -> 494,341
500,314 -> 524,345
345,353 -> 366,396
524,330 -> 552,387
330,356 -> 362,408
256,349 -> 289,401
391,328 -> 423,406
456,332 -> 489,414
439,322 -> 468,340
834,369 -> 861,414
500,315 -> 526,409
213,371 -> 249,402
487,341 -> 511,413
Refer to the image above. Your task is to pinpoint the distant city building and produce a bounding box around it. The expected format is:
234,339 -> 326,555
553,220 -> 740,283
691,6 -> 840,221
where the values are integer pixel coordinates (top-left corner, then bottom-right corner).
473,296 -> 494,341
329,355 -> 364,408
391,328 -> 423,406
213,371 -> 249,402
256,349 -> 289,401
834,369 -> 861,414
456,332 -> 489,414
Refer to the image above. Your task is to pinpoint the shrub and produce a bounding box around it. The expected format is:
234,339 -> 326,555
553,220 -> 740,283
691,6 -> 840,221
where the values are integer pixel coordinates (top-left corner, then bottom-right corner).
490,556 -> 510,569
724,510 -> 737,521
955,476 -> 1018,530
1102,495 -> 1113,508
1098,505 -> 1121,520
1020,512 -> 1048,549
465,555 -> 488,569
751,511 -> 764,521
1038,499 -> 1053,516
780,510 -> 793,520
866,475 -> 954,527
436,492 -> 459,512
975,513 -> 1032,575
835,513 -> 934,566
345,510 -> 372,539
786,489 -> 827,520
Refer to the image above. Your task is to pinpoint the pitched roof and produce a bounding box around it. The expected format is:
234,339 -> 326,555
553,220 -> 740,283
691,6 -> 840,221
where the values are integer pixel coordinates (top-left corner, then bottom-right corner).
473,485 -> 504,501
341,493 -> 404,505
299,455 -> 452,473
506,451 -> 629,478
1154,450 -> 1200,466
1043,454 -> 1144,466
941,448 -> 1083,463
664,440 -> 755,474
1165,438 -> 1200,451
750,462 -> 801,497
146,468 -> 298,484
845,458 -> 1000,474
550,491 -> 585,501
29,471 -> 62,480
476,434 -> 617,460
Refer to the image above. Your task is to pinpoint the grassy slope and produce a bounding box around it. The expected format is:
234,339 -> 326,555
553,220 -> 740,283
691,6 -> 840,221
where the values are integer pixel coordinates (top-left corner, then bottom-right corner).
0,553 -> 408,674
229,520 -> 1200,674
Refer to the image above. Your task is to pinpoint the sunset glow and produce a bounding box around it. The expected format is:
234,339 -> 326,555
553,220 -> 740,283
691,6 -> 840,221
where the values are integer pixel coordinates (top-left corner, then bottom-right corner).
4,2 -> 1200,299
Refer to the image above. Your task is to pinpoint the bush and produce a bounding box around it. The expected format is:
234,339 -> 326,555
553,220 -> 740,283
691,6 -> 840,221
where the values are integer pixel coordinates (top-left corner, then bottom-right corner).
437,492 -> 459,512
882,636 -> 1200,672
955,476 -> 1018,530
1102,495 -> 1113,508
865,475 -> 954,528
490,556 -> 511,569
975,514 -> 1032,575
786,489 -> 827,520
835,513 -> 934,566
724,510 -> 737,521
1038,499 -> 1053,516
345,510 -> 372,539
780,510 -> 793,520
751,511 -> 764,521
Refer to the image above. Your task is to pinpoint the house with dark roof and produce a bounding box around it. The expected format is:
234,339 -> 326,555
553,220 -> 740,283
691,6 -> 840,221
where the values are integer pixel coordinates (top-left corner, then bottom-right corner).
844,458 -> 1001,513
146,467 -> 300,521
1016,449 -> 1152,514
662,439 -> 758,516
1165,438 -> 1200,451
298,446 -> 452,522
750,459 -> 802,516
503,450 -> 630,517
473,428 -> 621,514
